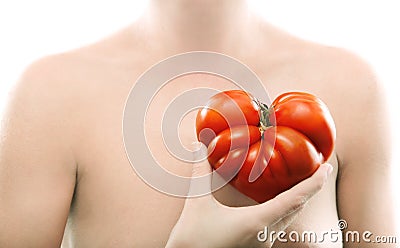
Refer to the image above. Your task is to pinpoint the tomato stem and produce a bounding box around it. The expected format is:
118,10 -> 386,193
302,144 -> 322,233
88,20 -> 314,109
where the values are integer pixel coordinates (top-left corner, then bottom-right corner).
254,98 -> 271,135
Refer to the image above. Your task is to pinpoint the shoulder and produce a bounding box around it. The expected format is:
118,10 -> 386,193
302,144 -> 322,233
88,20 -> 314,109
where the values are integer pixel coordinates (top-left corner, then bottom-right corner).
3,28 -> 133,142
16,53 -> 80,93
8,53 -> 84,125
268,29 -> 384,114
309,44 -> 378,89
305,44 -> 382,112
287,37 -> 378,91
10,27 -> 133,108
257,22 -> 380,97
18,25 -> 135,84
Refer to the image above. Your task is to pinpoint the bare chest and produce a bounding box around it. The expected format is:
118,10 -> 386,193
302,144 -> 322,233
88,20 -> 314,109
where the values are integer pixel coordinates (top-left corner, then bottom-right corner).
65,60 -> 342,248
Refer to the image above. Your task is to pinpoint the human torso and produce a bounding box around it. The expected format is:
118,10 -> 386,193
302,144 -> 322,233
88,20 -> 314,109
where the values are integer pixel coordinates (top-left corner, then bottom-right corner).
62,25 -> 343,248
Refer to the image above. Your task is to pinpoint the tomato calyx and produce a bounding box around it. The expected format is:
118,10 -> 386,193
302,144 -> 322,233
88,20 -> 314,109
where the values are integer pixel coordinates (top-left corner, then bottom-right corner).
254,98 -> 272,136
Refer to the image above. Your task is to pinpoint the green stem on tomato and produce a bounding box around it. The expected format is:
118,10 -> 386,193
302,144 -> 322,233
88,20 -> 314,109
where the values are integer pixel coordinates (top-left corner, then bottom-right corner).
257,100 -> 272,136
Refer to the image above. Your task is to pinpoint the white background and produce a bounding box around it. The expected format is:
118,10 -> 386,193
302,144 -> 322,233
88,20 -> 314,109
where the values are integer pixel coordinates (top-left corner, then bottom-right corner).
0,0 -> 399,234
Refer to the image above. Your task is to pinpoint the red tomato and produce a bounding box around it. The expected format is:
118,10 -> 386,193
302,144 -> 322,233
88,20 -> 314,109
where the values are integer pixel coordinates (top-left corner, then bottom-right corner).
196,90 -> 335,203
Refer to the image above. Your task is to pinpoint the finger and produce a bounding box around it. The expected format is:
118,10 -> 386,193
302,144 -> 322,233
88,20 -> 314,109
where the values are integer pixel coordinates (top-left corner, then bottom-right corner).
246,163 -> 333,225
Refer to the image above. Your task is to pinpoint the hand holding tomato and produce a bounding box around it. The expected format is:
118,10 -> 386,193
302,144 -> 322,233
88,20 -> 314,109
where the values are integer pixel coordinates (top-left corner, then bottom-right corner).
166,151 -> 333,248
196,90 -> 336,203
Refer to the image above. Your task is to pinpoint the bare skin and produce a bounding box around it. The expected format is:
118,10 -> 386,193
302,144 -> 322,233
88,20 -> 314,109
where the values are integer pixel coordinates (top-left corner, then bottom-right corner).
0,1 -> 396,247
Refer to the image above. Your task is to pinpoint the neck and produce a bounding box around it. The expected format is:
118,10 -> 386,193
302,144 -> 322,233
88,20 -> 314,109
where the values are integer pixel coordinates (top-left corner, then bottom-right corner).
142,0 -> 254,51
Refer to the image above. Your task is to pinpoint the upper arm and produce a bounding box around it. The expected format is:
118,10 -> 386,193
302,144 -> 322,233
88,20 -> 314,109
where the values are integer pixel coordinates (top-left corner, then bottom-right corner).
0,58 -> 77,247
334,52 -> 397,247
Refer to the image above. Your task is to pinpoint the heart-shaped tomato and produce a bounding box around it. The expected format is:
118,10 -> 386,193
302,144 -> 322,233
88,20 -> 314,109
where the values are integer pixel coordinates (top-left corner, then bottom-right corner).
196,90 -> 336,203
